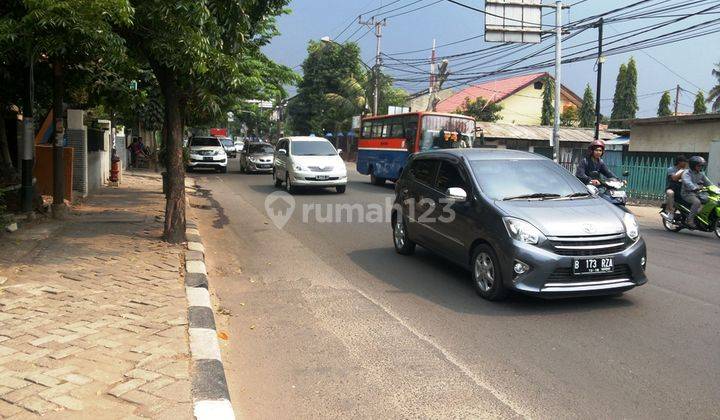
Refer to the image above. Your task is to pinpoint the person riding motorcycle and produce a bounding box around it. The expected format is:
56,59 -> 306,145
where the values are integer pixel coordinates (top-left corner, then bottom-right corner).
661,155 -> 688,222
681,156 -> 712,228
575,140 -> 617,186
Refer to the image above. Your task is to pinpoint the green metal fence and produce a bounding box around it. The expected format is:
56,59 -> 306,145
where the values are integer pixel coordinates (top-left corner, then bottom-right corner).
608,156 -> 673,201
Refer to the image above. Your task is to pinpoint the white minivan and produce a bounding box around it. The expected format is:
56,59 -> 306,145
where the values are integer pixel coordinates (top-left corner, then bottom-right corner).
273,136 -> 347,193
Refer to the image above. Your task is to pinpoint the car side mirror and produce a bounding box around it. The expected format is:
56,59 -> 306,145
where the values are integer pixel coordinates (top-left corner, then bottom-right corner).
446,187 -> 468,203
337,149 -> 343,154
586,184 -> 599,196
278,149 -> 287,155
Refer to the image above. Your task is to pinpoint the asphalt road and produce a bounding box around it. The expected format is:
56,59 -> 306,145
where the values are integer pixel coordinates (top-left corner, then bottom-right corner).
189,159 -> 720,419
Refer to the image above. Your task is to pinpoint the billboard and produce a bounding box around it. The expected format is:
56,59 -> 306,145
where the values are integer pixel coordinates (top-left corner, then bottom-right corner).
485,0 -> 542,44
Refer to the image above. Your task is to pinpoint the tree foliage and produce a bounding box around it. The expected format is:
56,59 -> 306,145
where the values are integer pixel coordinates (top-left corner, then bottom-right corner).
455,97 -> 503,122
541,76 -> 554,126
578,84 -> 595,128
693,90 -> 707,114
708,63 -> 720,112
560,106 -> 578,126
610,58 -> 639,128
657,91 -> 672,117
288,41 -> 366,135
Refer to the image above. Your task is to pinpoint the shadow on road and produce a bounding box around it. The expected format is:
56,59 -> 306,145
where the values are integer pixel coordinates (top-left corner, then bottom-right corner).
348,246 -> 635,316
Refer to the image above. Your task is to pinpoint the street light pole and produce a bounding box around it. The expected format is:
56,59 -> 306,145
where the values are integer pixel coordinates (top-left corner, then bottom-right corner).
553,0 -> 562,163
358,17 -> 386,116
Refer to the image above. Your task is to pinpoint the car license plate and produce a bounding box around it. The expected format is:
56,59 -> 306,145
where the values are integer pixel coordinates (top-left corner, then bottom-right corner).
316,175 -> 328,180
203,157 -> 213,161
573,257 -> 614,275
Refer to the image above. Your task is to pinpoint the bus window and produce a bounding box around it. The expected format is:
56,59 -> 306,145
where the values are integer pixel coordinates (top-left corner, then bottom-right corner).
371,122 -> 383,138
381,123 -> 390,138
403,116 -> 418,151
390,120 -> 404,138
361,121 -> 372,139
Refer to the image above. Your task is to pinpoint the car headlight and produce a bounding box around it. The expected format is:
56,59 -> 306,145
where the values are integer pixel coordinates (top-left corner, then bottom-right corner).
503,217 -> 544,245
624,213 -> 639,241
293,164 -> 306,172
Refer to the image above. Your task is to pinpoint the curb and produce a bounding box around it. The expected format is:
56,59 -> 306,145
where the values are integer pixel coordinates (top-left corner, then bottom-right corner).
184,217 -> 235,419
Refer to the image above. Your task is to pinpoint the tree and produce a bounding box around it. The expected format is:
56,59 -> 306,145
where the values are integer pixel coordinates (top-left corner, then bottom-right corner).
693,90 -> 707,114
119,0 -> 294,242
578,84 -> 595,128
289,41 -> 366,135
541,76 -> 554,126
5,0 -> 133,214
455,97 -> 503,122
657,91 -> 672,117
610,58 -> 639,128
560,106 -> 578,126
365,70 -> 409,115
707,63 -> 720,112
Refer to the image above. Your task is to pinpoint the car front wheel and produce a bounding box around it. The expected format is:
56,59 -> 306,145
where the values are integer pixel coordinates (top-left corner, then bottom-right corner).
336,185 -> 346,194
392,213 -> 415,255
471,245 -> 508,301
285,173 -> 295,194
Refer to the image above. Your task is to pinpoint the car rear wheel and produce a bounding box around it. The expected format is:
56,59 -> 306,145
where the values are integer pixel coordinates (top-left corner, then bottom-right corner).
273,170 -> 282,187
336,185 -> 346,194
219,166 -> 227,174
392,213 -> 415,255
285,173 -> 295,194
471,245 -> 508,301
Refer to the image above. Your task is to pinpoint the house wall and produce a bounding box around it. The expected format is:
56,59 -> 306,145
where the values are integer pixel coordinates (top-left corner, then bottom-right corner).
629,120 -> 720,153
497,84 -> 580,125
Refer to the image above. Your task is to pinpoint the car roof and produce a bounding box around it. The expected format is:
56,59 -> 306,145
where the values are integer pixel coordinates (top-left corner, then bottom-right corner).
286,136 -> 331,142
415,148 -> 549,161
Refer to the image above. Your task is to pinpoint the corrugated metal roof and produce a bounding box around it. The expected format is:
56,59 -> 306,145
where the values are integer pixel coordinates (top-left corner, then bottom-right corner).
477,122 -> 618,143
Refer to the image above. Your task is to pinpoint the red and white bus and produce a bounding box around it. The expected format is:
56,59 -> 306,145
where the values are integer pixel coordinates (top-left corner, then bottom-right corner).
356,112 -> 476,185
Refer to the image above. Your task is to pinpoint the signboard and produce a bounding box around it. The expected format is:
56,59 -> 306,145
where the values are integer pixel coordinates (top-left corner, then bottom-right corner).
388,106 -> 410,115
210,128 -> 228,137
351,116 -> 362,129
485,0 -> 542,44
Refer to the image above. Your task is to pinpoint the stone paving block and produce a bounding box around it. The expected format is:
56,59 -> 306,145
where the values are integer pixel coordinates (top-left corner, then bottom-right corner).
108,379 -> 146,397
62,373 -> 93,385
152,379 -> 191,403
37,382 -> 76,400
0,399 -> 24,417
24,372 -> 62,387
49,346 -> 84,360
118,389 -> 164,407
0,376 -> 30,390
47,394 -> 84,411
125,368 -> 161,382
0,383 -> 46,404
17,395 -> 59,415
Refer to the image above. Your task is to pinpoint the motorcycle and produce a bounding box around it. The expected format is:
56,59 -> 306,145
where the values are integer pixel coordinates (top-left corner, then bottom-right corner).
589,170 -> 631,212
661,184 -> 720,239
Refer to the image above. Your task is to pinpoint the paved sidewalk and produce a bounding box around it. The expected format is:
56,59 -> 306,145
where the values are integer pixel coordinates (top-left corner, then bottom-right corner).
0,172 -> 192,419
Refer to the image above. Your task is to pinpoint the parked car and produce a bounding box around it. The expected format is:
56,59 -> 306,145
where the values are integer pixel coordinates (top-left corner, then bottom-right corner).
234,138 -> 245,153
391,149 -> 647,301
186,136 -> 228,173
273,136 -> 347,193
240,142 -> 275,173
218,137 -> 237,158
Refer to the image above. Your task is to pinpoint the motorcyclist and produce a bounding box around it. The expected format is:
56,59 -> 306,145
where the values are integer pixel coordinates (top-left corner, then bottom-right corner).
681,156 -> 712,228
661,155 -> 688,222
575,140 -> 617,186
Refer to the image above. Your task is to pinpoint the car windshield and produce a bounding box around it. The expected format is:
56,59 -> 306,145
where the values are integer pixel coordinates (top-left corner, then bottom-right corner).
220,139 -> 233,147
420,115 -> 476,151
248,144 -> 274,154
190,137 -> 221,147
469,159 -> 588,201
291,141 -> 336,156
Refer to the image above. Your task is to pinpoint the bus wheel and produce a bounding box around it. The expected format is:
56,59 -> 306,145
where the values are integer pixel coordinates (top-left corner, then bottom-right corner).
370,170 -> 385,186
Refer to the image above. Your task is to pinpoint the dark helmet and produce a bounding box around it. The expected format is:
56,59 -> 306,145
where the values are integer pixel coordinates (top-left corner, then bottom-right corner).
588,139 -> 605,155
689,156 -> 706,170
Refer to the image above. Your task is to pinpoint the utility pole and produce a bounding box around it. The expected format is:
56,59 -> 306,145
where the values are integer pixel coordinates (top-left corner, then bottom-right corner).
552,0 -> 562,163
21,52 -> 35,214
674,84 -> 681,116
594,17 -> 604,140
359,16 -> 386,115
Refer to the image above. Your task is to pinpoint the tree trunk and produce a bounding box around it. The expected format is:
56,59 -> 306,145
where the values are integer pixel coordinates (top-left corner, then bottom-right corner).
0,104 -> 16,182
52,59 -> 66,218
155,66 -> 186,243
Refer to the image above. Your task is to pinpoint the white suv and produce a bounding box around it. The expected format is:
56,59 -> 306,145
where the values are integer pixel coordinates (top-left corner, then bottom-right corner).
273,136 -> 347,193
187,136 -> 228,173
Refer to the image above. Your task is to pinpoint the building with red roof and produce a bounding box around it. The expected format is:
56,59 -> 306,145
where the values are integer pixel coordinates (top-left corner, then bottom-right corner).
434,72 -> 583,126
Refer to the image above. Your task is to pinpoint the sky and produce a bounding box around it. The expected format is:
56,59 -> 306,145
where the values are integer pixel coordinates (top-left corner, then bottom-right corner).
262,0 -> 720,118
